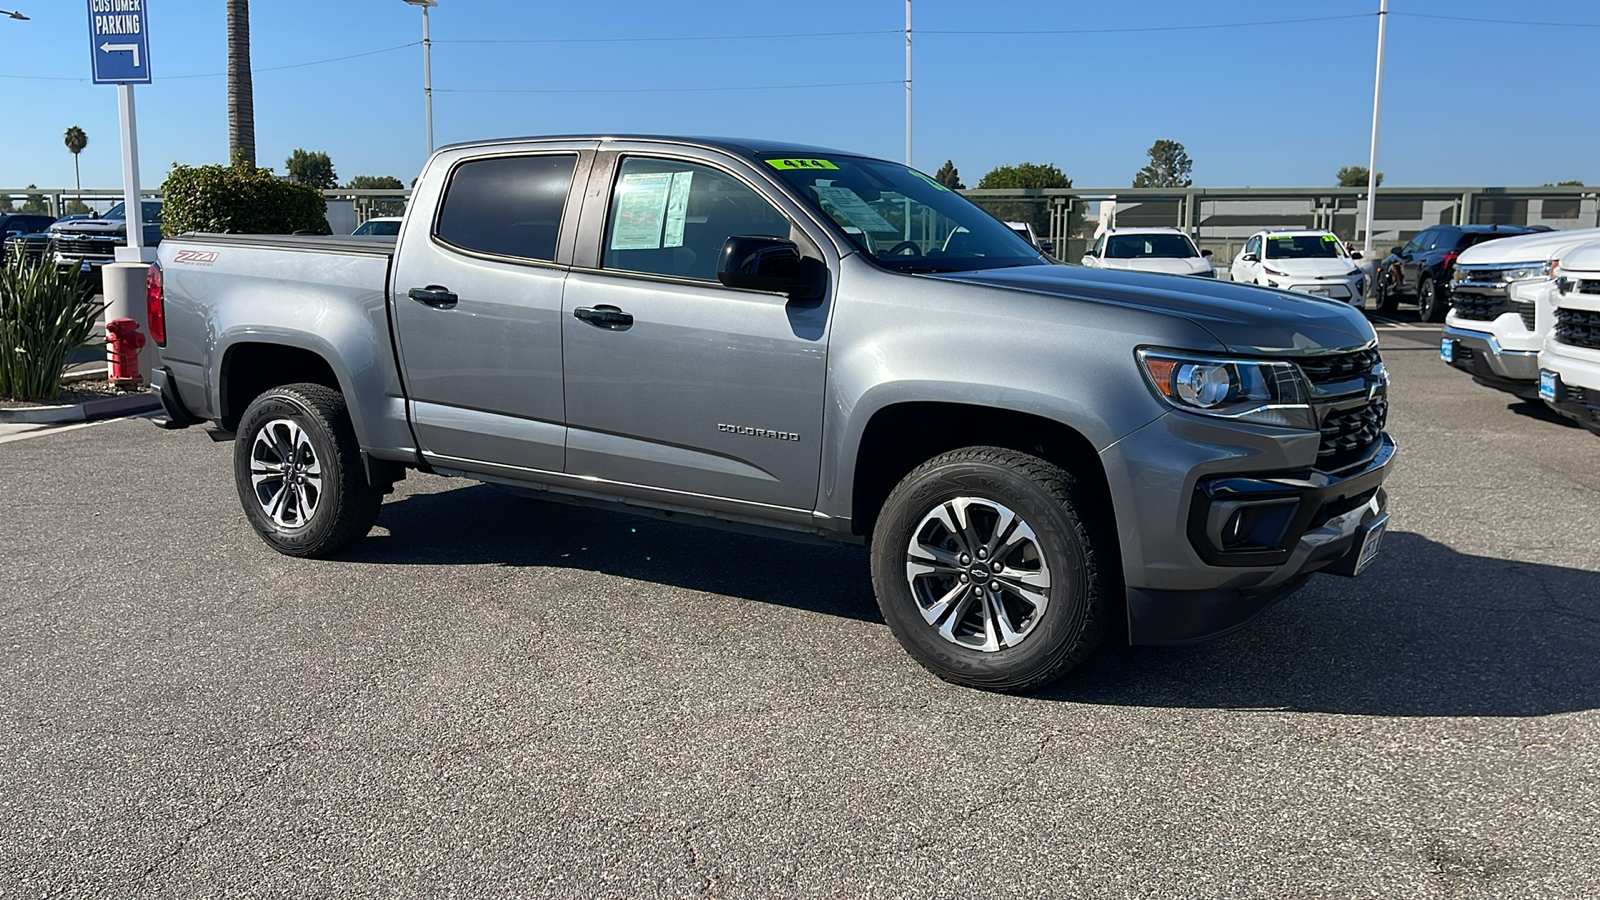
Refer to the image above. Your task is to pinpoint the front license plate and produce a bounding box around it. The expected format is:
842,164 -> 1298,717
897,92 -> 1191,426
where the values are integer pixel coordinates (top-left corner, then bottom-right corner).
1353,516 -> 1387,576
1306,287 -> 1332,297
1540,370 -> 1559,402
1440,338 -> 1454,363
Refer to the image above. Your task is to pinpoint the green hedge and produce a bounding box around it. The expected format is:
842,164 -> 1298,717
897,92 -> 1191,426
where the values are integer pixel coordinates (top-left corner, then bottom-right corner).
160,162 -> 330,238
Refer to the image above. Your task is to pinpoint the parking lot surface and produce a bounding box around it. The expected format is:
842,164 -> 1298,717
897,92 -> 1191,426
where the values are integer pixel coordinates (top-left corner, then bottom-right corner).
2,320 -> 1598,898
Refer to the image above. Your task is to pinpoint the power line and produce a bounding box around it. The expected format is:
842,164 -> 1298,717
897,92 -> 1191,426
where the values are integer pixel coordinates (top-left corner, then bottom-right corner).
435,30 -> 898,45
0,42 -> 418,83
1390,12 -> 1600,28
923,13 -> 1374,36
436,80 -> 902,95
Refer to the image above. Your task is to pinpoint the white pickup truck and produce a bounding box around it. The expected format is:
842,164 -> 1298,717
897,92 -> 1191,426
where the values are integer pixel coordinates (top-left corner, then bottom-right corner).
1441,227 -> 1600,398
1539,238 -> 1600,435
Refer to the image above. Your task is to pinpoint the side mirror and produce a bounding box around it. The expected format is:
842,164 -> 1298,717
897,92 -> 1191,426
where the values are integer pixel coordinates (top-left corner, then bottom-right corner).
1201,249 -> 1214,258
717,235 -> 822,299
1038,240 -> 1054,254
1390,246 -> 1404,258
1080,256 -> 1094,266
1350,251 -> 1363,260
1242,253 -> 1259,263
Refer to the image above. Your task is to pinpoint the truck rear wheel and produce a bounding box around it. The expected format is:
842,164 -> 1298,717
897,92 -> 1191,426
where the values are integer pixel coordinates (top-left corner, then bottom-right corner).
869,447 -> 1113,693
233,383 -> 383,558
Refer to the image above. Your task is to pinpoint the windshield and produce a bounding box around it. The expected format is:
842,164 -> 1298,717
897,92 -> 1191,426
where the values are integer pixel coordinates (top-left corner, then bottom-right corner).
355,220 -> 401,236
103,201 -> 164,224
1264,234 -> 1345,259
763,155 -> 1044,273
1106,233 -> 1197,259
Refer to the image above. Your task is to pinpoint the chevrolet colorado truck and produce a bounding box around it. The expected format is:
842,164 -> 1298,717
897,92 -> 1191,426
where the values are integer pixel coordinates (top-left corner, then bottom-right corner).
148,135 -> 1394,692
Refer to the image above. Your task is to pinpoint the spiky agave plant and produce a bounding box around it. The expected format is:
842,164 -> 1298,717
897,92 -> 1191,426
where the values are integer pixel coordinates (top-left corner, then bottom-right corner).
0,254 -> 105,401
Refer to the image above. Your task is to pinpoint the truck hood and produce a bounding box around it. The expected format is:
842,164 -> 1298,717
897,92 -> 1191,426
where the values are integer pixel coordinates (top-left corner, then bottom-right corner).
929,265 -> 1375,355
1458,227 -> 1600,265
52,219 -> 128,236
1096,257 -> 1213,276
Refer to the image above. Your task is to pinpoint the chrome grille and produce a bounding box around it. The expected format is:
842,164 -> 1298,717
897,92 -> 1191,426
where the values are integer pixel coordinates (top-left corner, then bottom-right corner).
1451,294 -> 1508,322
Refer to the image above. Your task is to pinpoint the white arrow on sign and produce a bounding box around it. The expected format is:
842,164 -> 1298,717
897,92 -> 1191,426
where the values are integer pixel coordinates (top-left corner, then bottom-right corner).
99,42 -> 141,68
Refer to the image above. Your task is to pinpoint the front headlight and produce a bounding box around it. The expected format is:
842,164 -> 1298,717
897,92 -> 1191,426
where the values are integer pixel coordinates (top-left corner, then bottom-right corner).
1137,349 -> 1317,430
1263,265 -> 1287,277
1501,261 -> 1554,283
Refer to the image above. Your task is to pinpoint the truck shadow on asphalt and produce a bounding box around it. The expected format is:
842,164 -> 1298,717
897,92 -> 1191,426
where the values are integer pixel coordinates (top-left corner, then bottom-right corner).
351,486 -> 1599,717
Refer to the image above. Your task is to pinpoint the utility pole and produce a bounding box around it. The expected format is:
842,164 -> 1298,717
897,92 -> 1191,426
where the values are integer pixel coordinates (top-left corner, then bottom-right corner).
904,0 -> 912,167
405,0 -> 437,155
1362,0 -> 1387,256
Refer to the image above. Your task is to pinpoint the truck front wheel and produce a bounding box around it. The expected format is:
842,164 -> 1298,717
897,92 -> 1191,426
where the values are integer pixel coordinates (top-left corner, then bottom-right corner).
233,383 -> 383,558
870,447 -> 1114,693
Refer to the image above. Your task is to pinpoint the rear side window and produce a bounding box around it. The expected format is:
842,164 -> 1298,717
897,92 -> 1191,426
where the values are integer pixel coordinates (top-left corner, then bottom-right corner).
435,154 -> 577,262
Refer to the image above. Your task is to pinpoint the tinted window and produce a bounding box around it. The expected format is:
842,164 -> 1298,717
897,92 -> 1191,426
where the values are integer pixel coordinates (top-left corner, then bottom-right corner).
603,157 -> 788,281
1246,236 -> 1261,256
1427,228 -> 1457,251
1264,234 -> 1345,259
1106,233 -> 1197,259
436,154 -> 577,262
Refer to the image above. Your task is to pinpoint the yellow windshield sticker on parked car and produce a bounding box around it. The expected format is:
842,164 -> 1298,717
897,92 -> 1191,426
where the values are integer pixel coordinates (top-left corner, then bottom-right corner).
766,158 -> 838,171
1322,234 -> 1338,242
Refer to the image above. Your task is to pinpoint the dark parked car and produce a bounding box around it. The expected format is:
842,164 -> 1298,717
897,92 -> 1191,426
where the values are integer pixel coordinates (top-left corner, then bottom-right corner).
1374,224 -> 1542,321
50,200 -> 164,294
0,214 -> 57,264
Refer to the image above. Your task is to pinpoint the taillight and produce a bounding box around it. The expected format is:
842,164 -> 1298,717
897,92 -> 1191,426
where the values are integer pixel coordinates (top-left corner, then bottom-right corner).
145,263 -> 165,346
1440,252 -> 1459,272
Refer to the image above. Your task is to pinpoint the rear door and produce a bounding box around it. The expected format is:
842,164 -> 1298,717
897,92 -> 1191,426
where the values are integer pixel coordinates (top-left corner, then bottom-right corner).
390,142 -> 595,473
559,148 -> 836,516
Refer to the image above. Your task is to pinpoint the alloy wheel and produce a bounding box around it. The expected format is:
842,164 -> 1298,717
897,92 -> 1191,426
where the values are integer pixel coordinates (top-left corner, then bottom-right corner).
249,418 -> 323,529
903,497 -> 1052,652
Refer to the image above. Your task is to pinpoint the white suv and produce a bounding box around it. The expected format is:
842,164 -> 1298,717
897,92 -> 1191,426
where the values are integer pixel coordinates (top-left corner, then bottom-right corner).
1442,227 -> 1600,399
1538,238 -> 1600,436
1080,228 -> 1215,277
1230,230 -> 1366,304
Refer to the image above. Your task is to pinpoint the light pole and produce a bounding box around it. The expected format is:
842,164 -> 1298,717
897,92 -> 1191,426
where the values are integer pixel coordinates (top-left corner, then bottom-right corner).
1362,0 -> 1387,257
1,9 -> 30,20
404,0 -> 436,155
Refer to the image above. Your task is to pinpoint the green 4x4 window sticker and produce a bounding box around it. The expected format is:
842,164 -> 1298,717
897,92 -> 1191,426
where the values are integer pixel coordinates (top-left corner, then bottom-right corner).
1322,234 -> 1338,242
766,158 -> 838,171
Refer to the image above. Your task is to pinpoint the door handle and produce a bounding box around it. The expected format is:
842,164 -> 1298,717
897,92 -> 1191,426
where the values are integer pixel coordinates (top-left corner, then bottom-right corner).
408,286 -> 458,308
573,305 -> 633,329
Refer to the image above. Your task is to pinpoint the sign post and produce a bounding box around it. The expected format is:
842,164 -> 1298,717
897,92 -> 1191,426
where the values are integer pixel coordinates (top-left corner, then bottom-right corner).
87,0 -> 155,385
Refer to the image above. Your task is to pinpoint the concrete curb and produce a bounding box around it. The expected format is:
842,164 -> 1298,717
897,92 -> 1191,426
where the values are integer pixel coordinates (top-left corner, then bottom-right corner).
0,392 -> 159,424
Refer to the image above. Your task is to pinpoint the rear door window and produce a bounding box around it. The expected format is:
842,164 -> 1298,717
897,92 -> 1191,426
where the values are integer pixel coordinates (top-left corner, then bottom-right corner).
435,154 -> 578,262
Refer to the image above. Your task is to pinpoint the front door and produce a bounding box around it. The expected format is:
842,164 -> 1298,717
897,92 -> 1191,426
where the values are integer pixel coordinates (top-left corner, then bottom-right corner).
560,154 -> 832,514
390,148 -> 589,473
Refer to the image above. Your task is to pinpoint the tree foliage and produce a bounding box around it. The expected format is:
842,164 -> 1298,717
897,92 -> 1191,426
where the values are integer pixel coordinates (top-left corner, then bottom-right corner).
1337,166 -> 1383,188
160,162 -> 329,237
1132,139 -> 1192,188
933,160 -> 965,190
974,163 -> 1076,239
345,174 -> 408,217
285,149 -> 338,189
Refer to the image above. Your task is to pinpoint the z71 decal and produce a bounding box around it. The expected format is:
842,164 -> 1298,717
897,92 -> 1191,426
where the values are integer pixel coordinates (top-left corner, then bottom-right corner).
172,249 -> 219,266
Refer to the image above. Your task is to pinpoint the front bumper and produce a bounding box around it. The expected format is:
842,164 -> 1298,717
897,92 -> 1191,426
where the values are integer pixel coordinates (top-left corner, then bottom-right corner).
1539,343 -> 1600,433
1277,278 -> 1362,304
1100,411 -> 1395,645
1440,324 -> 1541,397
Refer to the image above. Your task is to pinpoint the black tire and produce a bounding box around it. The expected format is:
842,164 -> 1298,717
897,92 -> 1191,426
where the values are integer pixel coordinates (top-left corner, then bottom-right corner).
1376,277 -> 1400,313
1418,277 -> 1448,323
869,447 -> 1115,693
233,383 -> 383,558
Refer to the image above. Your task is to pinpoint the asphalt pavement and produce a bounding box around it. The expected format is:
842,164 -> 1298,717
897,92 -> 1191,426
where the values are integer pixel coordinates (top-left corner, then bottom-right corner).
1,319 -> 1597,898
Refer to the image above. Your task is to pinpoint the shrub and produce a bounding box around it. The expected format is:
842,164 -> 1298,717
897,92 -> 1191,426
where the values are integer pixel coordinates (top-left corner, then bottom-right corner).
160,162 -> 330,238
0,253 -> 103,401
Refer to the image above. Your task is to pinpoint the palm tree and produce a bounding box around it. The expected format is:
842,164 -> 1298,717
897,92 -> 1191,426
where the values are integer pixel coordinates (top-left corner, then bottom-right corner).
63,126 -> 88,204
227,0 -> 255,168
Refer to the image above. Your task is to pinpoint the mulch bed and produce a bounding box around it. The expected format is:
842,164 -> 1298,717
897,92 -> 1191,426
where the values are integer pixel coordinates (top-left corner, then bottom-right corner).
0,379 -> 147,410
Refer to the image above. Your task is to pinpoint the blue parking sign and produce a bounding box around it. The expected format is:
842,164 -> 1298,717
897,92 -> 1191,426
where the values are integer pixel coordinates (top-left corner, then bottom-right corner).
87,0 -> 152,85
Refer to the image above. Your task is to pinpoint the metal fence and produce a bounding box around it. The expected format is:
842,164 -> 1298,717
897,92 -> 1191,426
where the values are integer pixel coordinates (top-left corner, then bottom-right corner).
5,185 -> 1595,253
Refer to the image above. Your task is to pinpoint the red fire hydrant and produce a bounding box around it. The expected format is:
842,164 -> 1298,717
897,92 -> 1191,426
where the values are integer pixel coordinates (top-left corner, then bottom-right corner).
107,317 -> 146,390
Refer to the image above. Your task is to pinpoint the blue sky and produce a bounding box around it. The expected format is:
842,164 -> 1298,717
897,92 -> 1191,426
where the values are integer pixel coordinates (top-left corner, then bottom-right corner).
1,0 -> 1596,191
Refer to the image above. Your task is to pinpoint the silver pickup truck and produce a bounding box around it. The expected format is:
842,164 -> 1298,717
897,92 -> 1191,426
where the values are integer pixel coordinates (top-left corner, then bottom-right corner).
149,135 -> 1394,692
